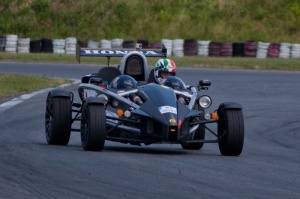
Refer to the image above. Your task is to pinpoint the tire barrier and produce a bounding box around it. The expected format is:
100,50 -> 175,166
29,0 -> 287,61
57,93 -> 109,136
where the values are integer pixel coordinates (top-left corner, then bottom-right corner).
0,36 -> 6,51
30,40 -> 41,53
111,38 -> 123,48
161,39 -> 172,56
220,42 -> 233,57
290,44 -> 300,59
244,40 -> 257,57
184,39 -> 198,56
279,43 -> 291,58
2,34 -> 300,59
5,34 -> 18,53
232,42 -> 244,57
256,42 -> 270,58
65,37 -> 77,54
197,40 -> 210,57
17,38 -> 30,53
122,40 -> 135,48
172,39 -> 184,57
77,41 -> 88,48
100,40 -> 111,48
209,42 -> 221,56
88,40 -> 100,48
41,38 -> 53,53
267,43 -> 280,58
52,39 -> 65,54
149,42 -> 161,49
137,39 -> 149,49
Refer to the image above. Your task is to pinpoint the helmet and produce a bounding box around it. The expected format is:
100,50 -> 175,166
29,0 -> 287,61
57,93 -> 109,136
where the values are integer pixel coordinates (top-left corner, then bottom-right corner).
109,75 -> 137,90
161,76 -> 186,90
154,58 -> 176,83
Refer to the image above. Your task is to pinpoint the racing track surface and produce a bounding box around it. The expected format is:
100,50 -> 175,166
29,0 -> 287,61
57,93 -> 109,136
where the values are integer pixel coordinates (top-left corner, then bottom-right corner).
0,62 -> 299,199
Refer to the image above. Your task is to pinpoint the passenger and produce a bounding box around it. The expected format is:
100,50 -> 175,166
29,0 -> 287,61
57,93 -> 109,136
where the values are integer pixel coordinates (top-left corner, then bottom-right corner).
109,75 -> 137,90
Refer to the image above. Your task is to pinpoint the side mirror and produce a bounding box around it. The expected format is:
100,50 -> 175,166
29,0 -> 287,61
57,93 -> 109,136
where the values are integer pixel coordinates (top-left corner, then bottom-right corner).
198,80 -> 211,90
199,80 -> 211,87
90,77 -> 102,85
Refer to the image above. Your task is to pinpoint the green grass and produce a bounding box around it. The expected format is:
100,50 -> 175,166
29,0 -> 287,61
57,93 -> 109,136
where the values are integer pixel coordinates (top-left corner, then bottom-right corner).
1,0 -> 300,42
0,73 -> 72,100
1,52 -> 300,71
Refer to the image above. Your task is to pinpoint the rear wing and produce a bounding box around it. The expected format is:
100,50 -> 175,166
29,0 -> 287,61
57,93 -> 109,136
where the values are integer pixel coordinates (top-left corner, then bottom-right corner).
76,43 -> 167,64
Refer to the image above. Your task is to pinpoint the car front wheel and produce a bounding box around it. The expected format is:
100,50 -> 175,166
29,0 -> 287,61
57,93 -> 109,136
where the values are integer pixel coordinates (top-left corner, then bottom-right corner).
81,102 -> 106,151
45,93 -> 72,145
218,108 -> 244,156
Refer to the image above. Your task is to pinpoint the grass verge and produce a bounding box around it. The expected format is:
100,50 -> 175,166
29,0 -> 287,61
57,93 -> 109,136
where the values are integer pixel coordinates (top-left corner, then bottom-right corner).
0,73 -> 72,101
1,52 -> 300,71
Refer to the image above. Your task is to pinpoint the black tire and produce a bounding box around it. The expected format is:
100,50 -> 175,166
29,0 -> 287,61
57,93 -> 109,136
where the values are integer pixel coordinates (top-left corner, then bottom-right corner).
181,104 -> 205,150
45,93 -> 72,145
218,108 -> 244,156
81,102 -> 106,151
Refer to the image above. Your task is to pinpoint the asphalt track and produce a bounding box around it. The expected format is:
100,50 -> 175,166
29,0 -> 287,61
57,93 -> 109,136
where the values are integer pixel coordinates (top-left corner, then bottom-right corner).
0,62 -> 299,199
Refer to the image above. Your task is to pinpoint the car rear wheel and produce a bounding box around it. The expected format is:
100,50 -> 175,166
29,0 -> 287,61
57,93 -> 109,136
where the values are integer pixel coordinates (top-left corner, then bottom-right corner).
81,102 -> 106,151
45,93 -> 72,145
218,108 -> 244,156
181,104 -> 205,150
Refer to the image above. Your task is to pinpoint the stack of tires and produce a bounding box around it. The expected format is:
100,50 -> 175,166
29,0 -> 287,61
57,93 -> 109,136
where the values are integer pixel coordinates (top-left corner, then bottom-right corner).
111,38 -> 123,48
77,41 -> 88,48
65,37 -> 77,54
100,40 -> 111,48
232,42 -> 244,57
41,38 -> 53,53
244,41 -> 257,57
149,42 -> 161,49
88,40 -> 100,48
267,43 -> 280,58
52,39 -> 65,54
256,42 -> 270,58
184,39 -> 198,56
279,43 -> 291,58
220,42 -> 233,57
161,39 -> 172,56
122,40 -> 135,48
209,42 -> 221,56
137,39 -> 149,48
290,44 -> 300,59
17,38 -> 30,53
197,40 -> 210,57
5,34 -> 18,53
172,39 -> 184,57
30,40 -> 41,53
0,36 -> 6,51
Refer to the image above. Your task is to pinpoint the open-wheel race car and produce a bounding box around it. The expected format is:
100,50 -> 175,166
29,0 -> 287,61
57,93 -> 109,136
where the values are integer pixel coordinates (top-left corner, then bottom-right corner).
45,43 -> 244,156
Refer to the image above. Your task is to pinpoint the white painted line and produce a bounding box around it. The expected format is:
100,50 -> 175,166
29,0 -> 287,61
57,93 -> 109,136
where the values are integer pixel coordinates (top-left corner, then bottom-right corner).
0,79 -> 80,111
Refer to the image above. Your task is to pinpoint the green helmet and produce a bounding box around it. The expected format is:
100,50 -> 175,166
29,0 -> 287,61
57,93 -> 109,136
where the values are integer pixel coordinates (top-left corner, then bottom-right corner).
154,58 -> 176,83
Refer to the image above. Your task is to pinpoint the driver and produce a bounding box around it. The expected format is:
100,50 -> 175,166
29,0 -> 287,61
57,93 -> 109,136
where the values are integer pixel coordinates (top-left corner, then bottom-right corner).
148,58 -> 177,84
148,58 -> 188,104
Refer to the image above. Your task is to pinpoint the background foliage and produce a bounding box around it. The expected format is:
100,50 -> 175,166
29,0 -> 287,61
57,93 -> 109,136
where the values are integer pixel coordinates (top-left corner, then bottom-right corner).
1,0 -> 300,43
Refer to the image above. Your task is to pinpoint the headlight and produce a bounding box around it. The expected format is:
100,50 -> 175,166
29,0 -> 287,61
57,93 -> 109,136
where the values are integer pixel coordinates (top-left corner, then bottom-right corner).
198,95 -> 212,109
111,99 -> 119,108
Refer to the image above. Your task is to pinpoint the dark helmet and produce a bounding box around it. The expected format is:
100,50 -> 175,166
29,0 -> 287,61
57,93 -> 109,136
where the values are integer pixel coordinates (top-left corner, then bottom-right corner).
109,75 -> 137,89
161,76 -> 186,90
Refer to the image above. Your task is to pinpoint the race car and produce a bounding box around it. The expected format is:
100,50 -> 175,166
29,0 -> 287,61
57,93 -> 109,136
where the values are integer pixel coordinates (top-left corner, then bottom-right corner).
45,43 -> 244,156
